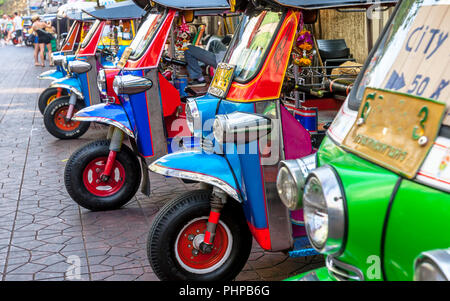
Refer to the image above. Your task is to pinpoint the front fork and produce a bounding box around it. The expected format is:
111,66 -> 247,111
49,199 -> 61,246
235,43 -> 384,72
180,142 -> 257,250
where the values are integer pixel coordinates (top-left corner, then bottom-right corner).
66,93 -> 78,120
100,126 -> 124,182
199,187 -> 228,254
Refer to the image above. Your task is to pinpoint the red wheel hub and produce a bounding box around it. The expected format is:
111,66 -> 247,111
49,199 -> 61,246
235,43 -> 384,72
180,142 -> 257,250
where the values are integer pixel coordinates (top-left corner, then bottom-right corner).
54,106 -> 80,131
176,218 -> 230,271
82,157 -> 125,197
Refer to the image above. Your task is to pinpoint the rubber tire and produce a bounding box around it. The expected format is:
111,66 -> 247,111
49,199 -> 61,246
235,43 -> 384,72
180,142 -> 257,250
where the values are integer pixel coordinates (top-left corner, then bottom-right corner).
43,96 -> 90,139
148,189 -> 253,281
38,87 -> 67,115
64,139 -> 142,211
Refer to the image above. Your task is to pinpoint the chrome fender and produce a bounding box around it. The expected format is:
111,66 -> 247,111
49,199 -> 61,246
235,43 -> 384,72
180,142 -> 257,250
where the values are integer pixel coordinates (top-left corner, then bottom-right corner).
50,76 -> 83,99
149,151 -> 242,202
38,69 -> 65,80
72,103 -> 135,138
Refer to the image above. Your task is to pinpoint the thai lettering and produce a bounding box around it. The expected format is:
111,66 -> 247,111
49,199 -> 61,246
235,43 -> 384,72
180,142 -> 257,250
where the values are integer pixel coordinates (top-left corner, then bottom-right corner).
353,133 -> 408,162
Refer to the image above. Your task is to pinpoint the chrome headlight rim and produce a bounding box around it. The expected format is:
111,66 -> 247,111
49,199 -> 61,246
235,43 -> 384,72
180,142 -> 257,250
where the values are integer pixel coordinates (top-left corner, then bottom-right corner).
185,98 -> 200,136
277,154 -> 317,211
414,249 -> 450,281
97,69 -> 106,95
303,165 -> 347,255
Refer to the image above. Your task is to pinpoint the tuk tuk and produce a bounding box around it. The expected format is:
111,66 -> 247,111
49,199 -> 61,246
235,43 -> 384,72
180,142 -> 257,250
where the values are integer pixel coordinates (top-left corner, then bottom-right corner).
278,0 -> 450,281
41,1 -> 143,139
63,0 -> 234,211
37,11 -> 96,114
146,0 -> 397,281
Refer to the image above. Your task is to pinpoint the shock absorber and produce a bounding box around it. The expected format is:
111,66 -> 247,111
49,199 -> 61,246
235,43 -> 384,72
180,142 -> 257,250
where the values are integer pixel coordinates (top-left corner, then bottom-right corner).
65,93 -> 78,120
100,127 -> 124,182
199,187 -> 228,254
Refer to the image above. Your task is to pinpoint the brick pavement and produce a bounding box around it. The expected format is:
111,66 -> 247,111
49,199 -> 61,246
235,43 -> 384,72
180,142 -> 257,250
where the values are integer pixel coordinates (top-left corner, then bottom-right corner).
0,46 -> 324,281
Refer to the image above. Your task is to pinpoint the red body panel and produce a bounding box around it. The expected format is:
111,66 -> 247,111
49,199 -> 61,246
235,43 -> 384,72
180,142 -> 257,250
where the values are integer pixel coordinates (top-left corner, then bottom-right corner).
60,22 -> 81,52
125,10 -> 176,70
105,68 -> 121,103
77,21 -> 106,57
159,72 -> 181,117
226,11 -> 300,102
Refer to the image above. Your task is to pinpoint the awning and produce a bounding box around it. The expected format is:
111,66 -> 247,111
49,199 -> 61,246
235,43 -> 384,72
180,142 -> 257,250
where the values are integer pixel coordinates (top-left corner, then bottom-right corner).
84,0 -> 145,20
270,0 -> 397,9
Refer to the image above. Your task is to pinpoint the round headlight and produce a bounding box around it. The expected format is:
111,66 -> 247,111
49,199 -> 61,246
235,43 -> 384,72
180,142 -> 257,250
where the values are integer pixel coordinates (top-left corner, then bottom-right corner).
303,165 -> 346,254
414,249 -> 450,281
213,116 -> 226,143
97,69 -> 106,95
276,155 -> 316,211
185,99 -> 200,135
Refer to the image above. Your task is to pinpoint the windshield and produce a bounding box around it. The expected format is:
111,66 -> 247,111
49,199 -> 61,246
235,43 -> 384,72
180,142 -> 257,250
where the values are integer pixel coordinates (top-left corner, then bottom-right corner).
80,20 -> 101,48
350,0 -> 450,126
129,12 -> 166,60
99,20 -> 135,47
223,9 -> 283,82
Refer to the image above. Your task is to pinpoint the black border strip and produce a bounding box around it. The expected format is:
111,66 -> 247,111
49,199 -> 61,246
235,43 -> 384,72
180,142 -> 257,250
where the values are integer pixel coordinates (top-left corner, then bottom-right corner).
380,176 -> 402,281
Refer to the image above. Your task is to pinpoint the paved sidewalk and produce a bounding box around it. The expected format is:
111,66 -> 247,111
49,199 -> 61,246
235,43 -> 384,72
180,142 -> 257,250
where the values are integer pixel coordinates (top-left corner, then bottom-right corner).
0,46 -> 324,281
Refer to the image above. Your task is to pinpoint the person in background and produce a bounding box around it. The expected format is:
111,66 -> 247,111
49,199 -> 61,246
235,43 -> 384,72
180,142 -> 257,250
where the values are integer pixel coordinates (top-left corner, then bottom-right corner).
13,12 -> 23,46
184,37 -> 229,87
32,15 -> 54,66
5,15 -> 14,45
0,15 -> 6,46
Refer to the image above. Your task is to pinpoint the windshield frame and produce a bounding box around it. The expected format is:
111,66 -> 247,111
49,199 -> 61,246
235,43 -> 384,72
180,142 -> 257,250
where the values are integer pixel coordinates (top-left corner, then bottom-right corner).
222,7 -> 287,85
80,19 -> 101,49
128,10 -> 168,61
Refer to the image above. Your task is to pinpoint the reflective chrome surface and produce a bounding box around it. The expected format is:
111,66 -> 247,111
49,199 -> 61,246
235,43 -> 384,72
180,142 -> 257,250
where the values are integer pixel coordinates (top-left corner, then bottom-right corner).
68,60 -> 92,74
149,162 -> 241,202
304,165 -> 346,254
277,154 -> 317,210
414,249 -> 450,281
213,112 -> 272,144
326,256 -> 364,281
113,75 -> 153,95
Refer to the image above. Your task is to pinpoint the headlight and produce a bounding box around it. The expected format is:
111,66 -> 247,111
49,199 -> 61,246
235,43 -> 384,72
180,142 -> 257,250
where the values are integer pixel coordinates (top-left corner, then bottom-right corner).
276,154 -> 317,210
53,54 -> 64,66
303,165 -> 346,254
185,98 -> 200,135
97,69 -> 106,95
112,75 -> 153,95
213,112 -> 272,144
414,249 -> 450,281
68,61 -> 91,74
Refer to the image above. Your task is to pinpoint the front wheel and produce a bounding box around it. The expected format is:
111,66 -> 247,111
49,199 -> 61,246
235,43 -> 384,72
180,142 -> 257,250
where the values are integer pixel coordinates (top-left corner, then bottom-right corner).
148,189 -> 252,281
43,96 -> 90,139
38,87 -> 67,115
64,139 -> 142,211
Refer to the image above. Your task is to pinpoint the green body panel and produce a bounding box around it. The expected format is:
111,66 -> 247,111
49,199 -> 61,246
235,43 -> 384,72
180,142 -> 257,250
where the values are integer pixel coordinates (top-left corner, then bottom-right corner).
316,136 -> 400,280
384,180 -> 450,280
285,267 -> 334,281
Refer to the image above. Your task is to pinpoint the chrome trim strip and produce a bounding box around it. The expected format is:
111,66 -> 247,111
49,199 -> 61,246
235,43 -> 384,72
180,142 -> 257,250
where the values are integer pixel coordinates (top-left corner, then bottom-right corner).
298,271 -> 320,281
72,116 -> 135,138
50,82 -> 84,99
149,163 -> 241,202
326,256 -> 364,281
37,69 -> 59,80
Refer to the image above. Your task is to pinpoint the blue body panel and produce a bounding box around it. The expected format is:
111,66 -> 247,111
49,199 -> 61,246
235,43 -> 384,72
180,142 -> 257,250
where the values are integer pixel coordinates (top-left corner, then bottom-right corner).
74,103 -> 134,135
152,150 -> 241,199
39,68 -> 66,80
52,76 -> 83,94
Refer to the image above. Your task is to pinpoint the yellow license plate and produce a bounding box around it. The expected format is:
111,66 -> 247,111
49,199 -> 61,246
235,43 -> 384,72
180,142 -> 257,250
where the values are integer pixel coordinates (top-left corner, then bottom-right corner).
342,87 -> 446,178
117,47 -> 132,69
208,63 -> 235,99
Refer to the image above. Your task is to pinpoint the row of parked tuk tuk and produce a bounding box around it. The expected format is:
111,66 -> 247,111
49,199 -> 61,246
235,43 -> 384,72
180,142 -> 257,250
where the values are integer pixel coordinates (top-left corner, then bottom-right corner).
36,0 -> 449,281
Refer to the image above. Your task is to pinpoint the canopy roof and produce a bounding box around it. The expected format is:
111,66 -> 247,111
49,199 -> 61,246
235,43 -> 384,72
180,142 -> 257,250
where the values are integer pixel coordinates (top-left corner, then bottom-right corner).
66,9 -> 96,21
151,0 -> 230,10
270,0 -> 397,9
83,0 -> 145,20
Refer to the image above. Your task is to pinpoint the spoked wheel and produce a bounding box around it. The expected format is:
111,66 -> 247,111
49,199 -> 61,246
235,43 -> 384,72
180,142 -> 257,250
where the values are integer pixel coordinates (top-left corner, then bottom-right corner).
43,96 -> 90,139
148,189 -> 252,281
38,87 -> 67,115
64,139 -> 141,211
